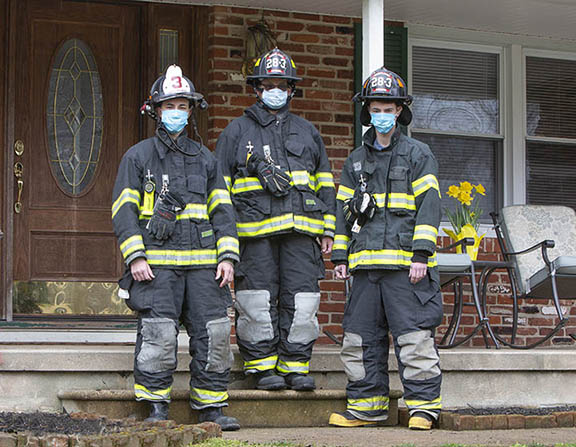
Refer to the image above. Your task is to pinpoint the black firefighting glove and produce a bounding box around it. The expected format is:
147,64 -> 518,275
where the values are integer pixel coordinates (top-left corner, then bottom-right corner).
146,191 -> 186,240
246,152 -> 292,197
344,189 -> 376,223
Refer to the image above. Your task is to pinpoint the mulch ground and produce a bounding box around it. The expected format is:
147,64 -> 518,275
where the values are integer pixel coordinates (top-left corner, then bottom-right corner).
0,412 -> 125,437
450,405 -> 576,416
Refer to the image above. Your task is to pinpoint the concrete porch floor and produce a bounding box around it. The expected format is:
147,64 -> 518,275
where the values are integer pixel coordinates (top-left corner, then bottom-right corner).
1,343 -> 576,426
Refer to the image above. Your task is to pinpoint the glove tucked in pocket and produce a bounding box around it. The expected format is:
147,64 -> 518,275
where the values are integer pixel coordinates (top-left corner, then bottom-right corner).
246,152 -> 292,197
147,191 -> 186,240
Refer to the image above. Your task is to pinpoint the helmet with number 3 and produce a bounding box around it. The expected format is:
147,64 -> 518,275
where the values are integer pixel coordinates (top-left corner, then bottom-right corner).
246,48 -> 302,85
142,65 -> 207,119
354,67 -> 413,126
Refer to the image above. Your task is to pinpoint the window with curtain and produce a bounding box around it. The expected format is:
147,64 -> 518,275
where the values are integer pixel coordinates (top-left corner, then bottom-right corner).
526,56 -> 576,210
410,45 -> 502,221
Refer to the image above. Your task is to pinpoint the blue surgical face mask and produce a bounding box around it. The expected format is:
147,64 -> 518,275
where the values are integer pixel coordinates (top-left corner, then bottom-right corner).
161,109 -> 189,134
261,88 -> 288,110
370,112 -> 397,135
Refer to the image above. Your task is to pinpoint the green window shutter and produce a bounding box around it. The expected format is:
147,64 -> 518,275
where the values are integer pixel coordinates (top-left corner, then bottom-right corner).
354,25 -> 408,147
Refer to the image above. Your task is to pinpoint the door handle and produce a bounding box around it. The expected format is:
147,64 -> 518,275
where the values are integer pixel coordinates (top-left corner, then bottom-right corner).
14,162 -> 23,214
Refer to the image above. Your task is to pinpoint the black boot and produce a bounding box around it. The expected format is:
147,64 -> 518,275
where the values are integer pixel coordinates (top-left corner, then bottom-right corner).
144,401 -> 169,422
285,373 -> 316,391
198,406 -> 241,431
254,370 -> 287,390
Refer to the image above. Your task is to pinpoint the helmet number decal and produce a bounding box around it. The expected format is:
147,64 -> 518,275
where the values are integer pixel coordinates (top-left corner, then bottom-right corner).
171,76 -> 183,89
371,75 -> 392,89
266,54 -> 287,74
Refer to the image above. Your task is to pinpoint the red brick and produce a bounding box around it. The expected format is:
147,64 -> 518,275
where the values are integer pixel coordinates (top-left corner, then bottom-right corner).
212,59 -> 242,70
474,415 -> 494,430
304,90 -> 332,100
230,7 -> 259,14
320,79 -> 349,90
210,36 -> 244,47
280,42 -> 306,53
216,15 -> 244,25
321,125 -> 349,136
455,415 -> 476,431
230,96 -> 255,107
323,57 -> 350,67
307,24 -> 334,34
291,34 -> 320,43
306,44 -> 334,55
507,414 -> 525,429
267,10 -> 291,18
336,47 -> 355,57
276,21 -> 305,31
304,112 -> 333,122
293,12 -> 320,21
307,68 -> 336,79
212,25 -> 229,36
294,55 -> 321,65
492,414 -> 508,429
322,15 -> 352,24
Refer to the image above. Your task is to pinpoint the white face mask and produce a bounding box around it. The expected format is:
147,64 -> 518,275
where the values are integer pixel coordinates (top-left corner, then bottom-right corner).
261,88 -> 288,110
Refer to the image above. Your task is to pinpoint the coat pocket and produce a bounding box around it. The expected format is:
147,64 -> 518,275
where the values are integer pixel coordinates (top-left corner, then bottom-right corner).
196,222 -> 216,248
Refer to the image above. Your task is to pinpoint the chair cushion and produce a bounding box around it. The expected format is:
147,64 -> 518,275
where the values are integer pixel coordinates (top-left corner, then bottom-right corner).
500,205 -> 576,295
528,256 -> 576,296
437,253 -> 472,272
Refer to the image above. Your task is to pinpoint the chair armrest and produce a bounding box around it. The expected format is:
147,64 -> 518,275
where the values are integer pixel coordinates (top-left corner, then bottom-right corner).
505,239 -> 555,257
438,237 -> 475,253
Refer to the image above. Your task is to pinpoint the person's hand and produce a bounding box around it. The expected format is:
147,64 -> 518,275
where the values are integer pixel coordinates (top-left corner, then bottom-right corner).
334,264 -> 349,280
216,260 -> 234,288
321,236 -> 333,255
409,262 -> 427,284
130,258 -> 155,282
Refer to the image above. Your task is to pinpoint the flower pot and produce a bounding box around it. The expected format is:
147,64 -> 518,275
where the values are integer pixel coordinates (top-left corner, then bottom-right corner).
444,224 -> 484,261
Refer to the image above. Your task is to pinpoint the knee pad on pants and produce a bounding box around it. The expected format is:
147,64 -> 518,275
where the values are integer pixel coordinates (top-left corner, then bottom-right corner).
341,332 -> 366,382
206,317 -> 234,373
235,290 -> 274,343
137,318 -> 178,373
397,329 -> 440,381
287,292 -> 320,345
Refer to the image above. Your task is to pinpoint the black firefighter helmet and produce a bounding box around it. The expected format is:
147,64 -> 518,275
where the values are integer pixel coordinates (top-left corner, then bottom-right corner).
354,67 -> 413,126
246,48 -> 302,86
141,65 -> 207,119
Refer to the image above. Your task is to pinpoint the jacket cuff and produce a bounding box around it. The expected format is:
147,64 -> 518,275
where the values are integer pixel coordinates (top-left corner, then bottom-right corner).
126,250 -> 147,266
218,252 -> 240,265
323,230 -> 335,239
411,250 -> 430,264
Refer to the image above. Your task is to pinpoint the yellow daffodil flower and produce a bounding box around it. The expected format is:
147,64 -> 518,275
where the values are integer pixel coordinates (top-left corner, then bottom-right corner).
475,184 -> 486,196
447,185 -> 460,198
458,191 -> 472,206
460,181 -> 473,192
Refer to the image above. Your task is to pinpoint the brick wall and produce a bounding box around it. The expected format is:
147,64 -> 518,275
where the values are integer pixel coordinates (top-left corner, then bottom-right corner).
204,5 -> 575,348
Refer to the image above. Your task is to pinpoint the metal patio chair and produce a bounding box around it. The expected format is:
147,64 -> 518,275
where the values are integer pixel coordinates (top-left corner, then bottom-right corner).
490,205 -> 576,348
437,238 -> 499,348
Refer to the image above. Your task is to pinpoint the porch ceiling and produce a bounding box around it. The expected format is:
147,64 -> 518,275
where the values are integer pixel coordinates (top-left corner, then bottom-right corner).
148,0 -> 576,41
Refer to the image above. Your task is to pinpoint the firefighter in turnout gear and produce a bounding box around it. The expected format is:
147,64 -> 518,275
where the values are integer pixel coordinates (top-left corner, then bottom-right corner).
112,65 -> 240,431
329,67 -> 442,430
215,49 -> 337,392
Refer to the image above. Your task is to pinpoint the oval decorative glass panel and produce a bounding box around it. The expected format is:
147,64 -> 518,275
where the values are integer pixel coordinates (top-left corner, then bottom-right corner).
46,38 -> 103,196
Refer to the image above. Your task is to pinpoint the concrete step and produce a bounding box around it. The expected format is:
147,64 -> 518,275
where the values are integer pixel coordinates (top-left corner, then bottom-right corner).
58,389 -> 403,428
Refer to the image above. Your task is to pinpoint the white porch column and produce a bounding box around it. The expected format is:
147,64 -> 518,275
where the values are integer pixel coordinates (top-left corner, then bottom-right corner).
362,0 -> 384,80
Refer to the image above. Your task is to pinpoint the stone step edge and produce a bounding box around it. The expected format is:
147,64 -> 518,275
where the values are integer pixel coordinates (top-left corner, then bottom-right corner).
58,389 -> 403,402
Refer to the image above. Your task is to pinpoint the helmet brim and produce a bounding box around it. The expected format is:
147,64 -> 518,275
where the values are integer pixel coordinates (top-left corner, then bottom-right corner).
246,74 -> 302,84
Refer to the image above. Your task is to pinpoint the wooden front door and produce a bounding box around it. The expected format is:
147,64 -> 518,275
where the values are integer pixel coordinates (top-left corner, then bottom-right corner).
10,0 -> 141,317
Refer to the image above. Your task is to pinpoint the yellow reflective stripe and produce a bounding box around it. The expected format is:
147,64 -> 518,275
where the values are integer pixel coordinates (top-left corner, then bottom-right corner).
223,176 -> 232,192
349,250 -> 437,269
237,214 -> 294,237
334,234 -> 350,251
112,188 -> 141,219
405,396 -> 442,410
208,188 -> 232,214
134,384 -> 172,401
337,185 -> 355,201
146,249 -> 217,266
412,174 -> 440,197
178,203 -> 209,220
413,224 -> 438,243
120,235 -> 145,257
372,193 -> 416,210
190,387 -> 228,404
323,214 -> 336,231
347,396 -> 390,411
244,355 -> 278,372
276,359 -> 310,374
314,172 -> 335,191
294,215 -> 324,235
232,177 -> 263,194
217,236 -> 240,256
291,170 -> 315,189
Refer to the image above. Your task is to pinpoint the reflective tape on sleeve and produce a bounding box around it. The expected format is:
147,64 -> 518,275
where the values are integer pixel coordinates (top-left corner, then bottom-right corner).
412,174 -> 440,197
112,188 -> 141,219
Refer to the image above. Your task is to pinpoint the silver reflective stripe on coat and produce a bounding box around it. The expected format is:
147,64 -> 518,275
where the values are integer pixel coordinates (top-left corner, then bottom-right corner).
397,329 -> 441,381
137,318 -> 178,373
206,317 -> 233,373
340,332 -> 366,382
235,290 -> 274,343
287,292 -> 320,345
